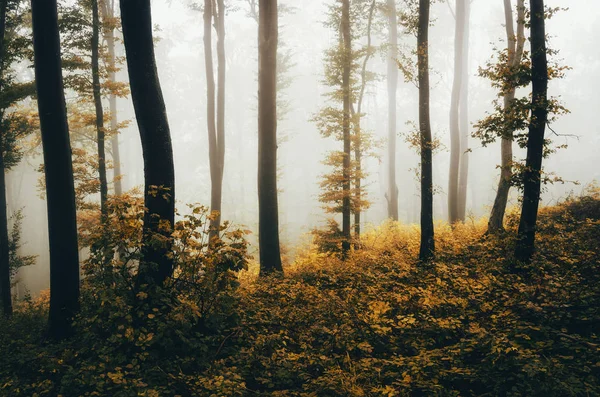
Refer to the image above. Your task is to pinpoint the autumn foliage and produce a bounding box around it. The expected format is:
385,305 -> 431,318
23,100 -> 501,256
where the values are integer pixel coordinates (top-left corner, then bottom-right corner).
0,189 -> 599,395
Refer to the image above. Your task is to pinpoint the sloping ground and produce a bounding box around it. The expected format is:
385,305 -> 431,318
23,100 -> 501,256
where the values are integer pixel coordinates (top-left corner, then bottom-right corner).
0,191 -> 598,396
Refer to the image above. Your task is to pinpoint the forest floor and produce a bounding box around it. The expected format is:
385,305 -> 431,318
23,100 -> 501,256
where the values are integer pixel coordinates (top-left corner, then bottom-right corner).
0,190 -> 599,396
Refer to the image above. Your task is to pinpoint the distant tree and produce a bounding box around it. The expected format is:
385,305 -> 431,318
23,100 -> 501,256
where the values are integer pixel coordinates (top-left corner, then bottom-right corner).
203,0 -> 226,242
31,0 -> 80,339
386,0 -> 399,221
456,0 -> 470,221
487,0 -> 525,233
448,0 -> 468,224
258,0 -> 283,275
99,0 -> 123,196
514,0 -> 548,264
340,0 -> 352,257
417,0 -> 434,261
120,0 -> 175,285
351,0 -> 376,239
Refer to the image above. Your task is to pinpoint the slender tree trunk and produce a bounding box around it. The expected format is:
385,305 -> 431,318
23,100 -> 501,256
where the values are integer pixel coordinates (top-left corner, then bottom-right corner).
341,0 -> 351,258
0,0 -> 11,318
258,0 -> 283,275
514,0 -> 548,264
386,0 -> 399,221
92,0 -> 107,218
203,0 -> 218,239
353,0 -> 376,239
120,0 -> 175,285
208,0 -> 226,241
100,0 -> 122,196
448,0 -> 465,224
32,0 -> 80,339
457,0 -> 470,221
488,0 -> 525,233
418,0 -> 435,261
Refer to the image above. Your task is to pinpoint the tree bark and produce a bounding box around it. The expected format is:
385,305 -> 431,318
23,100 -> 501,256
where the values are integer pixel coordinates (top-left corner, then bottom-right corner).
92,0 -> 107,218
418,0 -> 435,261
448,0 -> 465,224
341,0 -> 351,258
488,0 -> 525,233
514,0 -> 548,264
120,0 -> 175,285
0,0 -> 11,318
386,0 -> 399,221
100,0 -> 122,196
457,0 -> 470,221
31,0 -> 80,339
258,0 -> 283,275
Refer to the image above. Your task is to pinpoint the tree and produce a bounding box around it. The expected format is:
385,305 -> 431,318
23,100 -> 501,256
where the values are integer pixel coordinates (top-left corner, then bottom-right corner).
341,0 -> 351,257
0,0 -> 9,317
351,0 -> 376,238
203,0 -> 226,242
99,0 -> 123,196
91,0 -> 107,219
386,0 -> 399,221
487,0 -> 525,233
417,0 -> 434,261
448,0 -> 467,224
31,0 -> 80,339
120,0 -> 175,285
258,0 -> 283,275
0,0 -> 35,318
514,0 -> 548,264
456,0 -> 470,221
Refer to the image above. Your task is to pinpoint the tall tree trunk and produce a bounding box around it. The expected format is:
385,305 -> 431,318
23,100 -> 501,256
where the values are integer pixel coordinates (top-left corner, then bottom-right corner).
258,0 -> 283,275
120,0 -> 175,285
92,0 -> 107,218
32,0 -> 80,339
448,0 -> 465,224
100,0 -> 122,196
353,0 -> 376,239
386,0 -> 399,221
341,0 -> 351,258
205,0 -> 226,241
457,0 -> 470,221
514,0 -> 548,264
418,0 -> 435,261
488,0 -> 525,233
0,0 -> 11,318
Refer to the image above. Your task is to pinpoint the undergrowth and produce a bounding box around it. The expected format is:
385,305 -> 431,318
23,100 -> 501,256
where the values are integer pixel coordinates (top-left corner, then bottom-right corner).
0,190 -> 598,396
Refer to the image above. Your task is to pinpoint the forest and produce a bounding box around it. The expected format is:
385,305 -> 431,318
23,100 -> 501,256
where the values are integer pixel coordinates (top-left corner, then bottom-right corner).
0,0 -> 599,395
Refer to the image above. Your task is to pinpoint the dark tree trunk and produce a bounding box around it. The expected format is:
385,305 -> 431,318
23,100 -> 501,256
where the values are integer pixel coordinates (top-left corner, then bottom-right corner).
92,0 -> 107,218
31,0 -> 80,339
448,0 -> 465,224
514,0 -> 548,264
120,0 -> 175,285
258,0 -> 283,275
488,0 -> 525,234
418,0 -> 435,261
0,133 -> 10,318
100,0 -> 122,196
341,0 -> 351,258
386,0 -> 399,221
0,0 -> 11,318
457,0 -> 470,221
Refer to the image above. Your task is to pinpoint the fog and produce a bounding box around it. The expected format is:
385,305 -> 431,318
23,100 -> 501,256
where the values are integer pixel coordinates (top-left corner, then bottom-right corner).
8,0 -> 600,296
